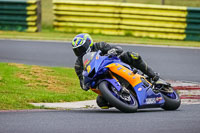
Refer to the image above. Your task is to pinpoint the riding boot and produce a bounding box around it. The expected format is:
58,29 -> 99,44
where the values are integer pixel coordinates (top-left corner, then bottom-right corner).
96,95 -> 111,109
119,51 -> 159,81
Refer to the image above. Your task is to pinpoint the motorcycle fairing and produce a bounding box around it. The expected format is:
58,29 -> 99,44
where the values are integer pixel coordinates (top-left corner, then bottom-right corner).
101,78 -> 122,92
134,83 -> 165,107
83,50 -> 165,108
83,51 -> 107,84
106,63 -> 165,107
90,78 -> 123,96
83,51 -> 125,84
106,63 -> 142,87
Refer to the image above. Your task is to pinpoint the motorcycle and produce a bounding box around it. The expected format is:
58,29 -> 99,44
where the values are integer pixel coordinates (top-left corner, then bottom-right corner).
82,50 -> 181,113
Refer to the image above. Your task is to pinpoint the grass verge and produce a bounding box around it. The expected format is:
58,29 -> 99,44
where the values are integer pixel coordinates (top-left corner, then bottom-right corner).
0,28 -> 200,47
0,63 -> 97,110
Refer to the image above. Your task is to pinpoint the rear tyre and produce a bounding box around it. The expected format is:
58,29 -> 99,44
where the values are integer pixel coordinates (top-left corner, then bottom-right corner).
99,81 -> 138,113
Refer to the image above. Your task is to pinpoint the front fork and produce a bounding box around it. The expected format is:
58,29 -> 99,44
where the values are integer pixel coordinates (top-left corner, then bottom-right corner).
90,77 -> 122,96
90,70 -> 131,100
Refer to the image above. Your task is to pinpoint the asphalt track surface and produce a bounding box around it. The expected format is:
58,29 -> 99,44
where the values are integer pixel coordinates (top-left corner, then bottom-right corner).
0,105 -> 200,133
0,39 -> 200,133
0,39 -> 200,82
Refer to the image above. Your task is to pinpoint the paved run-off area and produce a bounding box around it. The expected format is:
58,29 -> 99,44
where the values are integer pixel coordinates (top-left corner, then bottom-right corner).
172,81 -> 200,104
31,80 -> 200,109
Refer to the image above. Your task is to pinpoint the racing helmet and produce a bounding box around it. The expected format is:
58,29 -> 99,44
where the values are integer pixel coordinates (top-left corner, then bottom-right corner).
72,33 -> 93,57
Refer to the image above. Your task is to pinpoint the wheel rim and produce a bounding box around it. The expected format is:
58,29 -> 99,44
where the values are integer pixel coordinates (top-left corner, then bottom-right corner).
111,86 -> 136,105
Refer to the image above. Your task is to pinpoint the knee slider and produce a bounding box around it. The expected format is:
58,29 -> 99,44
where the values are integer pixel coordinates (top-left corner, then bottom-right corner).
129,52 -> 141,61
120,51 -> 141,65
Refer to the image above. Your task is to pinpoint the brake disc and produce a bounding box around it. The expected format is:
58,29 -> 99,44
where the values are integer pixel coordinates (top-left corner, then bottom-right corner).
111,86 -> 131,102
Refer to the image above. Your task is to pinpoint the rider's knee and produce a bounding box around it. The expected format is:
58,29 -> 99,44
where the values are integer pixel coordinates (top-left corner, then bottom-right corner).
120,51 -> 141,63
129,51 -> 140,60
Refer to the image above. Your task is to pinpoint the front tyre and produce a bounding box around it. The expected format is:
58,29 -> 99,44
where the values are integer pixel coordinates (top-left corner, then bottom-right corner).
98,81 -> 138,113
161,87 -> 181,110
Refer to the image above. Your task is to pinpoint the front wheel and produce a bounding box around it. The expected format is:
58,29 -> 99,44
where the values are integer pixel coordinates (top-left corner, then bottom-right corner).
98,81 -> 138,113
161,87 -> 181,110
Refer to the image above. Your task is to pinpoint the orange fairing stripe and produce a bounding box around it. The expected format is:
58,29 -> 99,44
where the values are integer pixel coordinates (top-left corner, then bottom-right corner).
106,63 -> 142,87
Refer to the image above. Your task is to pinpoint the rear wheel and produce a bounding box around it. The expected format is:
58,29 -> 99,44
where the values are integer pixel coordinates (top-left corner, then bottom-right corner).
98,81 -> 138,113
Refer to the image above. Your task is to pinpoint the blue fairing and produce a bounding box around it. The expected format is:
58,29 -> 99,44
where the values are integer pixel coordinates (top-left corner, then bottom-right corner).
134,83 -> 165,107
83,50 -> 165,108
83,51 -> 130,84
102,78 -> 121,91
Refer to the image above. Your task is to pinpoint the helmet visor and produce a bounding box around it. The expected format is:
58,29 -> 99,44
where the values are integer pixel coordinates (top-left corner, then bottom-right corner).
73,39 -> 90,57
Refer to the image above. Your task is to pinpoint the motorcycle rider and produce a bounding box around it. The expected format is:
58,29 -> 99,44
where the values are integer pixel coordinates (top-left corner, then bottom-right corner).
72,33 -> 159,109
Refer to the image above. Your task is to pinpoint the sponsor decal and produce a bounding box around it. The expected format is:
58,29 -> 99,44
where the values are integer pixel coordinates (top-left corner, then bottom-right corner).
146,98 -> 156,104
156,97 -> 163,102
87,65 -> 91,73
138,88 -> 142,91
83,59 -> 89,66
128,72 -> 132,75
117,67 -> 122,70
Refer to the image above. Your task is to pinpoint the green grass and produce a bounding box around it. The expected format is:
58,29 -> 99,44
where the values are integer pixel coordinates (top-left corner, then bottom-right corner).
0,63 -> 97,110
1,29 -> 200,47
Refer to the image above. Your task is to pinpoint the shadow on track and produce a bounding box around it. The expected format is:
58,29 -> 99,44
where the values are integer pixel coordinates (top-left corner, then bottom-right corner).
62,108 -> 168,114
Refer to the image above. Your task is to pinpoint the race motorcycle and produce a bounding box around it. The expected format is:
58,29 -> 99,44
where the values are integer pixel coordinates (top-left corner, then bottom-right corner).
82,50 -> 181,113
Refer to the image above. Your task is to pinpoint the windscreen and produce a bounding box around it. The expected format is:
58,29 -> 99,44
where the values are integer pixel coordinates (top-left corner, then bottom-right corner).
82,52 -> 96,68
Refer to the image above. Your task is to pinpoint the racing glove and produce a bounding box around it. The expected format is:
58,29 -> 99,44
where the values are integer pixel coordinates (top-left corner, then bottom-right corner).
152,73 -> 160,82
80,79 -> 90,91
107,48 -> 118,56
